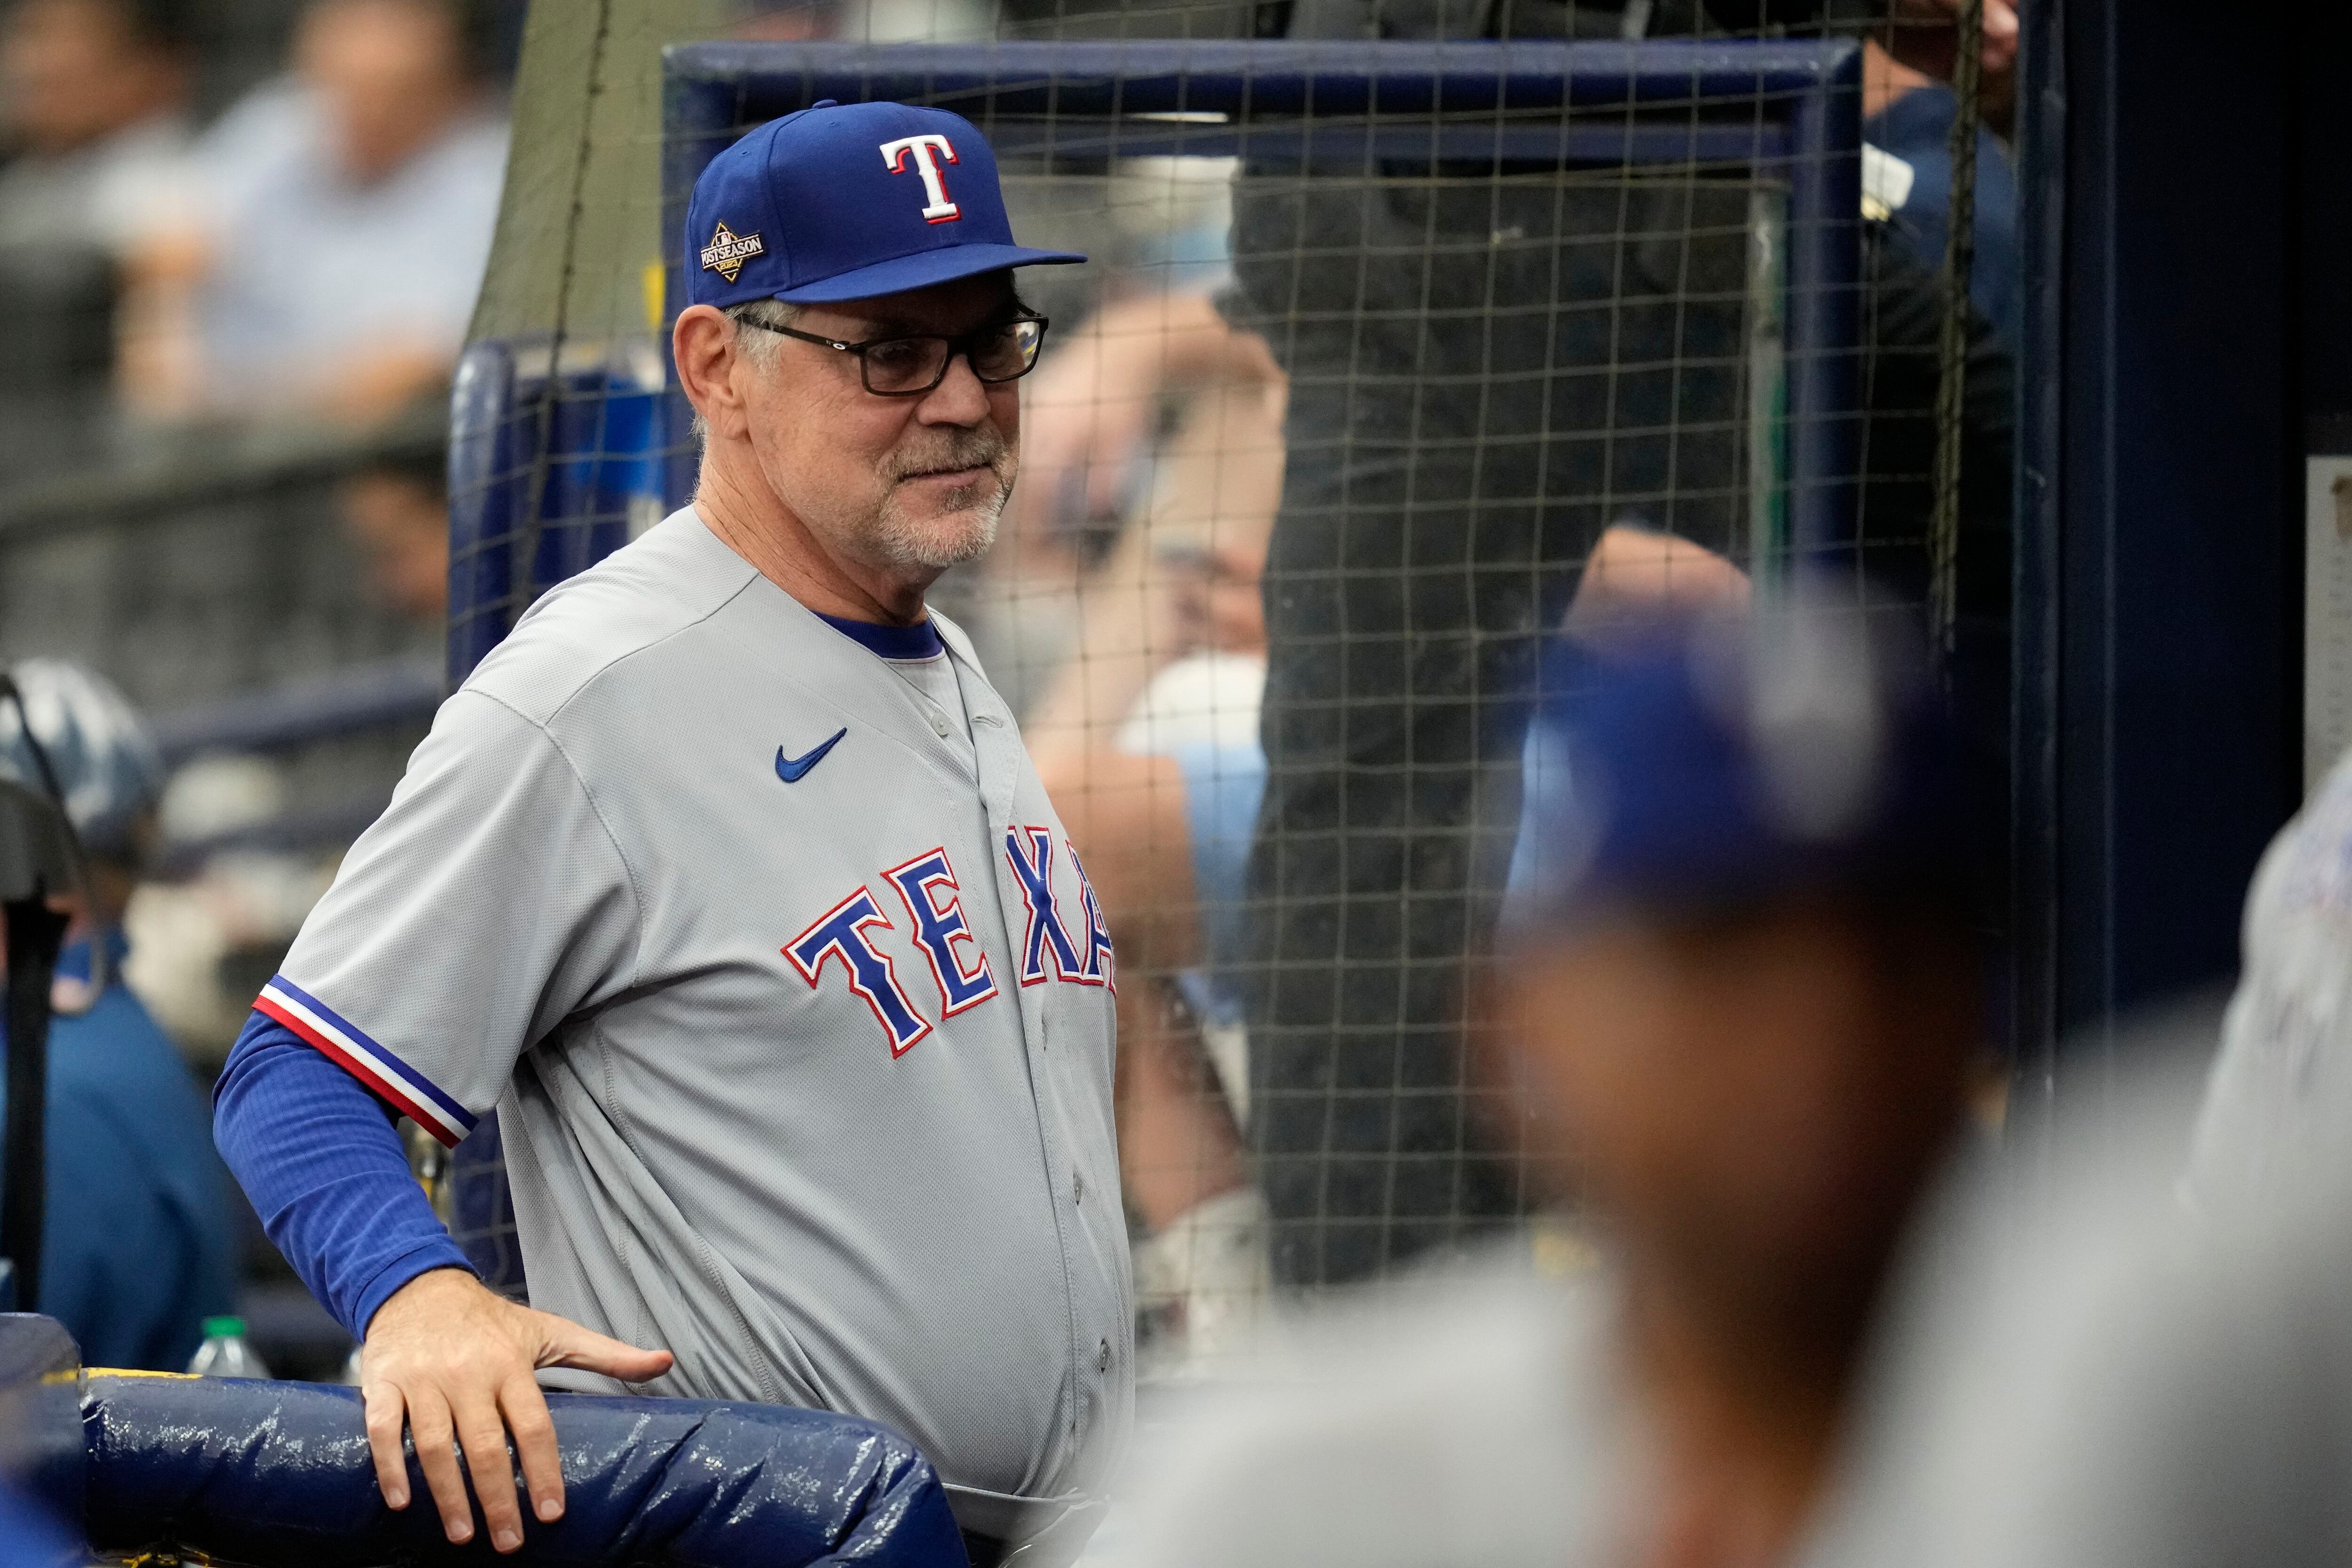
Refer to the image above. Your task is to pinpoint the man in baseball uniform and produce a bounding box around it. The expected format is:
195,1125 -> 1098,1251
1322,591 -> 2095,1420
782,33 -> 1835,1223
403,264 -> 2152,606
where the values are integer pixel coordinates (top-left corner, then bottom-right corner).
212,100 -> 1128,1566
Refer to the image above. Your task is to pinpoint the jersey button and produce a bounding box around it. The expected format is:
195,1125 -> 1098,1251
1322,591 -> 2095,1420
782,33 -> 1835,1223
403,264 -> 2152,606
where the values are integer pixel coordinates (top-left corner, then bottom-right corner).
1095,1338 -> 1112,1374
1073,1172 -> 1084,1205
928,711 -> 951,737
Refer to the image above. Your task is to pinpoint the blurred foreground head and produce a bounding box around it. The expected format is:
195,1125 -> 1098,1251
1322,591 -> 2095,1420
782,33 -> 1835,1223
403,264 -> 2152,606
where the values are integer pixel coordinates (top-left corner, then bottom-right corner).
1502,595 -> 1986,1372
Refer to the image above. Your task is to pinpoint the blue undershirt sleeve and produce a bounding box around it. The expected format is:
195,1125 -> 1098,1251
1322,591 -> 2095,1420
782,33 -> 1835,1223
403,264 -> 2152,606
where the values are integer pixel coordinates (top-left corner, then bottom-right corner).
213,1011 -> 476,1339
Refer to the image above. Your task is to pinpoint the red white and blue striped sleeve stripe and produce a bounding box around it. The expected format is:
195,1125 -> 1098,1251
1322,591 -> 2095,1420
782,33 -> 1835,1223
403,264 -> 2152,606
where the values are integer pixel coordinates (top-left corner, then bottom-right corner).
252,974 -> 479,1148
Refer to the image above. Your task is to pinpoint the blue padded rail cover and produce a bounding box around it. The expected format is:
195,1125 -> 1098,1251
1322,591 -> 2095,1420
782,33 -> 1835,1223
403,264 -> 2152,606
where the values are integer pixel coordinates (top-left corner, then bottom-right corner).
81,1375 -> 967,1567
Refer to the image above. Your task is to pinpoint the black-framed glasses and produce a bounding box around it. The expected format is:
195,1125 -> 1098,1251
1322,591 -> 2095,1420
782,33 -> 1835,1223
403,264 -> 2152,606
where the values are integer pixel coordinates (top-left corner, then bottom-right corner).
740,312 -> 1049,396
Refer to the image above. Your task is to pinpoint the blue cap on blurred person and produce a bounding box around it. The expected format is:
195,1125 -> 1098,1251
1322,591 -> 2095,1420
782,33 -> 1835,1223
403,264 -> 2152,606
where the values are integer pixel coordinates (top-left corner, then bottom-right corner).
0,659 -> 165,861
1509,595 -> 1972,932
683,99 -> 1085,309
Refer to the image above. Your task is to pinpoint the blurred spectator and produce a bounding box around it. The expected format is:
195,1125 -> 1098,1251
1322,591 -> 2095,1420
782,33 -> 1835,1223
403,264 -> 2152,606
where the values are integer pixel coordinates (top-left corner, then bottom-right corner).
0,0 -> 195,483
1852,23 -> 2020,800
340,459 -> 450,620
152,0 -> 507,422
1020,1 -> 2026,1290
1012,288 -> 1281,577
1884,0 -> 2018,137
1104,599 -> 1991,1568
1220,0 -> 1762,1289
336,393 -> 453,621
1224,0 -> 2025,1291
1029,352 -> 1749,1362
1862,35 -> 2019,354
0,0 -> 194,252
123,752 -> 340,1065
1028,366 -> 1285,1366
0,659 -> 238,1370
341,461 -> 451,620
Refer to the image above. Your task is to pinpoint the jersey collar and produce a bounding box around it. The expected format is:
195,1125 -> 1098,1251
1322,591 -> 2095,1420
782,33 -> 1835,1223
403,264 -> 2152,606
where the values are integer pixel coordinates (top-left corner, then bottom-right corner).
812,610 -> 946,662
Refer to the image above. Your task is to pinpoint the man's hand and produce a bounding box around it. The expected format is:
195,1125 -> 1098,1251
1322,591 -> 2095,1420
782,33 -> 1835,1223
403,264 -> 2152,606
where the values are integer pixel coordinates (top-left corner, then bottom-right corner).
359,1267 -> 675,1552
1563,523 -> 1751,647
1013,291 -> 1282,543
1887,0 -> 2021,134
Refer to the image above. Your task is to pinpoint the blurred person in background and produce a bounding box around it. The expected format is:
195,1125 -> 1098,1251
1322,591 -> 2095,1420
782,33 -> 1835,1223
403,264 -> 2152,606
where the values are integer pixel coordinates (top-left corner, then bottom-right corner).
1851,9 -> 2020,789
1224,0 -> 2018,1290
0,0 -> 194,482
1027,365 -> 1285,1366
143,0 -> 507,422
1023,0 -> 2018,1291
340,451 -> 451,622
0,659 -> 238,1370
1013,288 -> 1282,580
1104,599 -> 1991,1568
1027,357 -> 1747,1366
336,390 -> 454,623
0,0 -> 193,252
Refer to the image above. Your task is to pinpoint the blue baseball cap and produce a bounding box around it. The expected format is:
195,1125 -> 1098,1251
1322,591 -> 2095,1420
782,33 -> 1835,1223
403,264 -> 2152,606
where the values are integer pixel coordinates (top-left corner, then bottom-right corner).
1507,594 -> 1976,932
683,99 -> 1085,309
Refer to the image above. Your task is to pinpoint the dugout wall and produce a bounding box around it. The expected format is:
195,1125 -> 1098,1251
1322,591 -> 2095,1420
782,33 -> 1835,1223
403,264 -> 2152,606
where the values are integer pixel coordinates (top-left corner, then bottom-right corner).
2006,0 -> 2305,1108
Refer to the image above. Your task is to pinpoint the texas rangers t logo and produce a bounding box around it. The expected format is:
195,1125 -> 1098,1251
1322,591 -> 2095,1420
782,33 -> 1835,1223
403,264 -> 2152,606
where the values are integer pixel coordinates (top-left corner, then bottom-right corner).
879,134 -> 961,223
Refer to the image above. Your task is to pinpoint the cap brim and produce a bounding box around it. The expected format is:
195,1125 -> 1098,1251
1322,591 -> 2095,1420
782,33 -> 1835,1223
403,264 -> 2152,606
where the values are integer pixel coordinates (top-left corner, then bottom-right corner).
773,243 -> 1087,305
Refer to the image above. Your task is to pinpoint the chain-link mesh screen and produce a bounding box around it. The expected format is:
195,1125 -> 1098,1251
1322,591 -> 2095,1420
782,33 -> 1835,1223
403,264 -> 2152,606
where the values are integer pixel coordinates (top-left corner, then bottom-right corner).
446,2 -> 2005,1370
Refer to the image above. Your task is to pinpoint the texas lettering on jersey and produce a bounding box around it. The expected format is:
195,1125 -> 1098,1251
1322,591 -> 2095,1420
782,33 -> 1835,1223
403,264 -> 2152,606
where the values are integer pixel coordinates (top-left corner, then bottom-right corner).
786,828 -> 1110,1055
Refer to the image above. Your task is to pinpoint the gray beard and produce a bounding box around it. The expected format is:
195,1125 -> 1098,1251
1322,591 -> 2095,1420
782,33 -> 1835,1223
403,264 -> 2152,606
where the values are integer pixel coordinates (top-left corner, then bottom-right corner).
865,462 -> 1011,570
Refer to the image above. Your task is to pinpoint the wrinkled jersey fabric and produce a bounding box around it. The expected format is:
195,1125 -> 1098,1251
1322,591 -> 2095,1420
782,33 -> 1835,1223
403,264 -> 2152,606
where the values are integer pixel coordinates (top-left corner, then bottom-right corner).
2188,747 -> 2352,1204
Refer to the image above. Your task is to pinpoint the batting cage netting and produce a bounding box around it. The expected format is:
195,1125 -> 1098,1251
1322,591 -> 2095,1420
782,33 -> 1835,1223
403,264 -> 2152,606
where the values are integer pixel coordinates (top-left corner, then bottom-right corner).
446,0 -> 2008,1364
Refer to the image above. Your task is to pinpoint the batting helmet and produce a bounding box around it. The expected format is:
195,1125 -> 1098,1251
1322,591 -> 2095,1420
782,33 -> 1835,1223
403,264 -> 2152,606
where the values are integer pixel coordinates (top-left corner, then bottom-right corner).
0,660 -> 166,861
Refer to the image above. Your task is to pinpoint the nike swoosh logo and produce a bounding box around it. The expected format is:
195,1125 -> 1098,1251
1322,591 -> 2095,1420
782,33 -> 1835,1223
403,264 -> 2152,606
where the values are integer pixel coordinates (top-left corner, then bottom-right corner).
775,728 -> 848,783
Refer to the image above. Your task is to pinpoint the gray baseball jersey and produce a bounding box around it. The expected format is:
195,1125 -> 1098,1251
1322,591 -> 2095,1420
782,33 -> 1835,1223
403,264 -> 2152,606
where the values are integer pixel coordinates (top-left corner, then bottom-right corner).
2186,747 -> 2352,1206
259,507 -> 1131,1513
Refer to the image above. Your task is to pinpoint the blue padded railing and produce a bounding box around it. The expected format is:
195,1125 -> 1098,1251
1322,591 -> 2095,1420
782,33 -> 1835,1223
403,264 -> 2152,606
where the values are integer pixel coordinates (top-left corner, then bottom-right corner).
0,1313 -> 964,1567
446,338 -> 669,690
81,1375 -> 962,1567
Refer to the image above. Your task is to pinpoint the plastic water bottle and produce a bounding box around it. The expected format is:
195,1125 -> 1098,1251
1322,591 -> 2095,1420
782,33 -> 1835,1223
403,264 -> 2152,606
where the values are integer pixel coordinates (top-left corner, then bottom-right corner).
186,1316 -> 271,1378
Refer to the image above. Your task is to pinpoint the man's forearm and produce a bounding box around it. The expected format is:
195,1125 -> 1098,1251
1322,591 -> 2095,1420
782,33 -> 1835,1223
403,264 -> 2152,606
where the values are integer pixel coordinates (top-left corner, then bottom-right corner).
213,1014 -> 476,1338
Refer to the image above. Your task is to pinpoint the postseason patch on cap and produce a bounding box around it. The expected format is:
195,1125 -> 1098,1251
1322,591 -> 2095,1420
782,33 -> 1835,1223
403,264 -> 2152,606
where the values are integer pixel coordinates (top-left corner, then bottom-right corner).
700,221 -> 765,283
